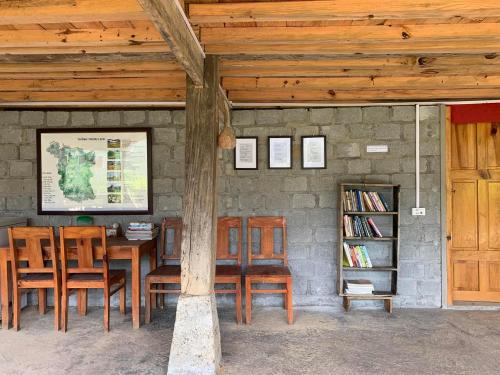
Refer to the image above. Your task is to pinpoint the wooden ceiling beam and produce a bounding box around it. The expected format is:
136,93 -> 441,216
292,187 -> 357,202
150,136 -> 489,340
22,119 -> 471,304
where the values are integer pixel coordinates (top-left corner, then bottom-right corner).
0,0 -> 148,25
0,23 -> 165,48
228,88 -> 500,102
0,89 -> 185,102
138,0 -> 205,86
220,55 -> 500,77
205,40 -> 500,55
223,75 -> 500,90
0,60 -> 181,74
201,24 -> 500,45
0,52 -> 176,63
0,44 -> 169,55
189,0 -> 500,24
0,76 -> 186,92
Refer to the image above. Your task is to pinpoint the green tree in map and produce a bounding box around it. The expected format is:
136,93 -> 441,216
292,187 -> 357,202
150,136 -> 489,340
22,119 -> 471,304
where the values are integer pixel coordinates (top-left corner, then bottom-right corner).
47,142 -> 96,202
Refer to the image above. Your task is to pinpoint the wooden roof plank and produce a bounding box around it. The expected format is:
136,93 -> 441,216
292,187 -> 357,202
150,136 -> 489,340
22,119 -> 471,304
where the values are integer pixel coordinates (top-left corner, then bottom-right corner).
0,0 -> 148,25
200,24 -> 500,44
189,0 -> 500,23
0,88 -> 185,102
228,88 -> 500,102
223,75 -> 500,90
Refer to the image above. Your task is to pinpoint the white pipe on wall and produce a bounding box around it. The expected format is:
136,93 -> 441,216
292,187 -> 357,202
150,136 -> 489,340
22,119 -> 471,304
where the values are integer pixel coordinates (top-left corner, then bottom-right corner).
415,104 -> 421,209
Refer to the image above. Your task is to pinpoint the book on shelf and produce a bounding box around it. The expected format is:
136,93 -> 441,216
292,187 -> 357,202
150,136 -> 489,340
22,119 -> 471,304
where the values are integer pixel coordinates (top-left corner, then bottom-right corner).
342,189 -> 390,212
344,279 -> 374,295
343,242 -> 373,268
343,215 -> 383,238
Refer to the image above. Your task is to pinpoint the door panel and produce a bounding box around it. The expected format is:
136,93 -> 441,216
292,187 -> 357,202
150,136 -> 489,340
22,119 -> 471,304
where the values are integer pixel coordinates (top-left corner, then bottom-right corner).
451,123 -> 476,169
453,261 -> 479,291
488,263 -> 500,291
488,182 -> 500,250
486,123 -> 500,169
447,108 -> 500,304
451,181 -> 477,249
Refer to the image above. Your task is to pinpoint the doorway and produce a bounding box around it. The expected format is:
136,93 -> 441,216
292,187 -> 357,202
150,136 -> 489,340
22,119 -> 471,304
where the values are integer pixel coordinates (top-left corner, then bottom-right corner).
446,105 -> 500,304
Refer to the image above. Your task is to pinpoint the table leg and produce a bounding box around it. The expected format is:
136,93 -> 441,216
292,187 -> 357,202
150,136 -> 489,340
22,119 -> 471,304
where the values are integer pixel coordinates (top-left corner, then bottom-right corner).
149,246 -> 157,310
0,252 -> 10,329
132,248 -> 141,329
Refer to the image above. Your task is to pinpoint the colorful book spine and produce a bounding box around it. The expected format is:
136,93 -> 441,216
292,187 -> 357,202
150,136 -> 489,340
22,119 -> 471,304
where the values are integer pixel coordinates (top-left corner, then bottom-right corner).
360,245 -> 373,268
367,217 -> 383,237
343,242 -> 353,267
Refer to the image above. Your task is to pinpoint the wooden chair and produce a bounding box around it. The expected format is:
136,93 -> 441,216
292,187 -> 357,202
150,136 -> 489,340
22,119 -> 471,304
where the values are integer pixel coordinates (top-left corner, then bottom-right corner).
245,216 -> 293,324
145,218 -> 182,324
7,226 -> 61,331
145,217 -> 243,324
59,226 -> 126,332
215,217 -> 243,324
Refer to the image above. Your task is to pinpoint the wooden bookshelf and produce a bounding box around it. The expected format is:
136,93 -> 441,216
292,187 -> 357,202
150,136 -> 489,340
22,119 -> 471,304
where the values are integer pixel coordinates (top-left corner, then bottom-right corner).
337,183 -> 401,313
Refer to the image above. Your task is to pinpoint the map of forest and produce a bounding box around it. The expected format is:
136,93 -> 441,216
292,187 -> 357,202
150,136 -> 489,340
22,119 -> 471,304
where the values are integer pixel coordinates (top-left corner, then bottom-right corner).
46,142 -> 96,202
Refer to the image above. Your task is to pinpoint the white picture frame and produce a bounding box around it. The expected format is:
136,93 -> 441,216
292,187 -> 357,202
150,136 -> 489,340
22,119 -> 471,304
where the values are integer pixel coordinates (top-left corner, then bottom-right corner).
268,136 -> 293,169
301,135 -> 327,169
234,137 -> 258,170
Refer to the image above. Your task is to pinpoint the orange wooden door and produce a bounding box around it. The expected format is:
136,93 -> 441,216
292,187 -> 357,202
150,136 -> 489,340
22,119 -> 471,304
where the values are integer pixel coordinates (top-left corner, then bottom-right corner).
447,110 -> 500,304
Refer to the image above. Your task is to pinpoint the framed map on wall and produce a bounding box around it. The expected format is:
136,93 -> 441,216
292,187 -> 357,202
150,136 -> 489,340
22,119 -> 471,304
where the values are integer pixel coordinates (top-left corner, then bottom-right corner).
36,128 -> 152,215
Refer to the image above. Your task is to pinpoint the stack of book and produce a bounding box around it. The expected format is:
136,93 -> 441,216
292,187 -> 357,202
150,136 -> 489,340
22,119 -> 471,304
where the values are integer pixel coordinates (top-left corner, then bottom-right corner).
343,189 -> 389,212
343,242 -> 372,268
344,279 -> 375,295
343,215 -> 383,237
125,222 -> 159,240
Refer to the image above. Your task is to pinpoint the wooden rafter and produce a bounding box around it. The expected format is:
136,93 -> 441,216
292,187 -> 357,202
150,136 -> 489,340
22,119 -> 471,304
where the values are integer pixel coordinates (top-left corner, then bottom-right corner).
189,0 -> 500,24
138,0 -> 205,86
0,0 -> 147,25
228,88 -> 500,103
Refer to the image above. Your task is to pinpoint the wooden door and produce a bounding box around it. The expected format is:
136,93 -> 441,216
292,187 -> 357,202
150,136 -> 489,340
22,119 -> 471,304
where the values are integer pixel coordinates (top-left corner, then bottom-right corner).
447,109 -> 500,304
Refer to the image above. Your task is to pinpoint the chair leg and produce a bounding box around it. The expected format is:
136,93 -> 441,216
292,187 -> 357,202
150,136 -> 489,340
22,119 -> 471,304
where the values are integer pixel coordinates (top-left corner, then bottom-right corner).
104,287 -> 110,332
38,288 -> 47,315
145,278 -> 151,324
245,278 -> 252,324
119,282 -> 126,315
54,284 -> 61,331
286,278 -> 293,325
78,289 -> 88,316
284,289 -> 288,310
236,282 -> 242,324
12,288 -> 21,331
159,283 -> 165,309
61,288 -> 68,332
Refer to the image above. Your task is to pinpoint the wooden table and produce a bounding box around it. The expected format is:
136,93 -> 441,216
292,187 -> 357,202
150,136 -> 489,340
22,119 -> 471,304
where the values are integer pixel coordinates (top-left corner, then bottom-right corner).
0,237 -> 157,330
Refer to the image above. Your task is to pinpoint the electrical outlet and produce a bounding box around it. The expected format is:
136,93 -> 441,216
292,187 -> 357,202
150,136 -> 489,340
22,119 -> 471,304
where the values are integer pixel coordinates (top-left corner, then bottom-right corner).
412,207 -> 426,216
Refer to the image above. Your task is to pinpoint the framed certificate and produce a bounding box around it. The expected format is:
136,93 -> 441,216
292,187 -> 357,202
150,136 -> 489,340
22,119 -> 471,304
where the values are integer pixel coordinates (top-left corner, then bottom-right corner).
301,135 -> 327,169
268,136 -> 293,169
234,137 -> 258,170
36,128 -> 152,215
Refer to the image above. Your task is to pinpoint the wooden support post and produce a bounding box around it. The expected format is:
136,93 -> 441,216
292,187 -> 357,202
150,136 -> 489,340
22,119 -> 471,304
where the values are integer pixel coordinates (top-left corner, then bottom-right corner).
167,54 -> 221,375
181,55 -> 219,295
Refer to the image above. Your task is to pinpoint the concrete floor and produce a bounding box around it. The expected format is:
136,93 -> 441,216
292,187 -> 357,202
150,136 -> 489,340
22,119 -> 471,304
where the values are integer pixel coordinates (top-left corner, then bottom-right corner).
1,306 -> 500,374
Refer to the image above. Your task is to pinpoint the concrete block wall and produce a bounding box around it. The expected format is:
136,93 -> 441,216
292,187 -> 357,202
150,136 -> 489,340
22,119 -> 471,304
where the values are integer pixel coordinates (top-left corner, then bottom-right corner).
0,106 -> 442,308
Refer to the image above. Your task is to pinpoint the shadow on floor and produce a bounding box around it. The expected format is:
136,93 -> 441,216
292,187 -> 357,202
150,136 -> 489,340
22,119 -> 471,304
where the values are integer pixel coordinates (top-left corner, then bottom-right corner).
1,307 -> 500,374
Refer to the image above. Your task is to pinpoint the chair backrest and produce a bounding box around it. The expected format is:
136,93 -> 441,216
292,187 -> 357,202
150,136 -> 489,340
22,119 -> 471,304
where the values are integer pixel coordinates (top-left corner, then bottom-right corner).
247,216 -> 287,266
59,226 -> 108,278
159,218 -> 183,262
217,217 -> 242,265
8,226 -> 58,282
